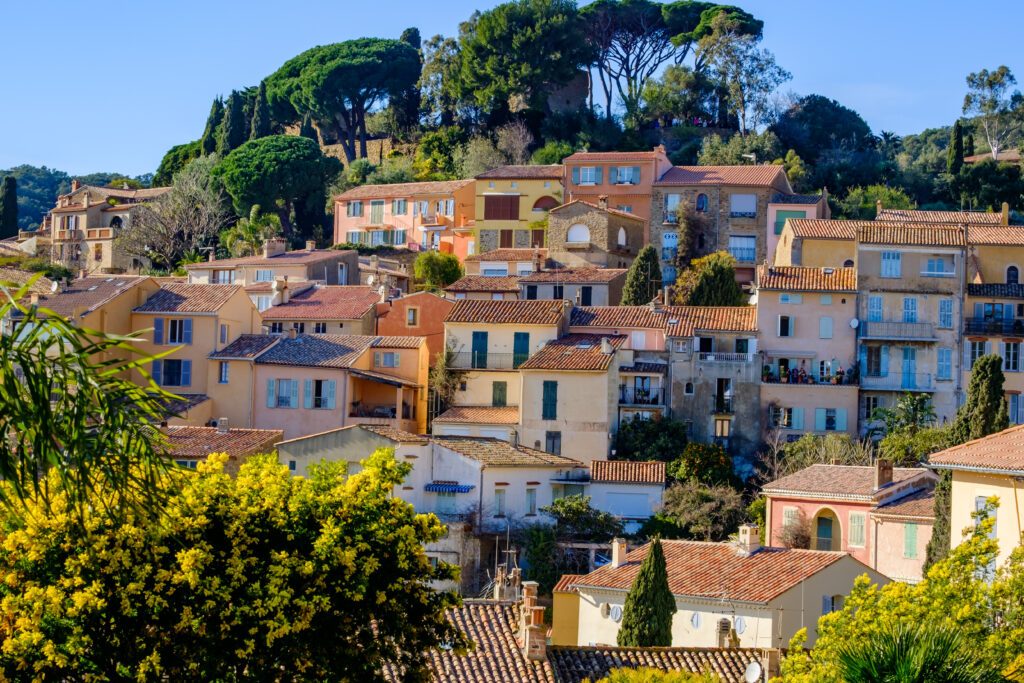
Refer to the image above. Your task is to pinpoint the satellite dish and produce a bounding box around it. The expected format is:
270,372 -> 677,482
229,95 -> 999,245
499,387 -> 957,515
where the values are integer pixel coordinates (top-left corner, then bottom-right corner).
610,605 -> 623,623
50,280 -> 60,293
849,318 -> 860,329
367,274 -> 377,286
744,661 -> 763,683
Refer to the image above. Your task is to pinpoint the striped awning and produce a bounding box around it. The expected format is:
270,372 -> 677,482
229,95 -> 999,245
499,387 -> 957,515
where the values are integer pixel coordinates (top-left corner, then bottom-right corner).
425,481 -> 475,493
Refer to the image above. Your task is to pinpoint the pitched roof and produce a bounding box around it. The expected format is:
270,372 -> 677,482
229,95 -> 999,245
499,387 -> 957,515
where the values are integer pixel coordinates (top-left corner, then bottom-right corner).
15,275 -> 146,319
134,283 -> 243,313
163,426 -> 283,459
564,150 -> 663,162
465,248 -> 547,263
967,283 -> 1024,299
358,424 -> 429,443
548,199 -> 646,221
0,268 -> 54,295
655,165 -> 789,189
209,334 -> 280,359
547,646 -> 766,683
573,540 -> 848,604
518,268 -> 627,284
872,487 -> 936,520
517,334 -> 625,372
433,406 -> 521,425
590,460 -> 666,485
254,334 -> 375,368
430,436 -> 581,468
756,265 -> 857,292
475,165 -> 563,180
771,193 -> 825,204
446,275 -> 522,293
858,223 -> 966,247
569,305 -> 668,330
663,306 -> 758,337
762,464 -> 929,500
876,208 -> 1004,224
183,248 -> 349,269
372,335 -> 425,349
446,299 -> 566,325
262,286 -> 379,320
335,179 -> 473,201
928,423 -> 1024,473
785,219 -> 857,240
965,224 -> 1024,246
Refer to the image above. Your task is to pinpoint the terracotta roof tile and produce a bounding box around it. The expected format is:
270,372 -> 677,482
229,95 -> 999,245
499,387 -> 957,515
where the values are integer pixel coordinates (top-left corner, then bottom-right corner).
134,283 -> 243,313
763,464 -> 930,500
475,165 -> 563,180
13,275 -> 145,319
664,306 -> 757,337
756,265 -> 857,292
0,268 -> 55,295
262,286 -> 379,321
655,165 -> 789,189
573,540 -> 848,604
967,283 -> 1024,299
928,424 -> 1024,473
872,488 -> 936,520
183,248 -> 351,269
564,150 -> 663,162
430,436 -> 582,468
433,406 -> 521,425
570,305 -> 669,330
446,275 -> 522,293
548,199 -> 646,221
518,334 -> 625,371
254,334 -> 375,368
372,336 -> 425,349
335,179 -> 473,201
858,223 -> 965,247
446,299 -> 566,325
358,424 -> 429,443
210,334 -> 280,359
552,574 -> 583,593
163,426 -> 282,460
876,209 -> 1004,224
548,646 -> 766,683
519,268 -> 627,284
465,248 -> 547,263
786,219 -> 857,240
591,460 -> 666,484
966,225 -> 1024,245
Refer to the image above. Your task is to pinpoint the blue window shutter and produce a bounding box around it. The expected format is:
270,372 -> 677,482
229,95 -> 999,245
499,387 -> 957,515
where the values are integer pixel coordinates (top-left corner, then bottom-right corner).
152,360 -> 162,385
632,166 -> 641,182
595,166 -> 603,184
609,166 -> 618,184
836,408 -> 847,432
304,379 -> 313,409
974,303 -> 984,318
374,351 -> 381,367
858,345 -> 867,375
792,408 -> 804,430
822,595 -> 831,615
327,380 -> 336,410
153,318 -> 164,345
571,167 -> 579,185
881,346 -> 889,376
181,360 -> 192,387
289,380 -> 299,409
814,408 -> 826,431
266,379 -> 276,408
183,318 -> 193,345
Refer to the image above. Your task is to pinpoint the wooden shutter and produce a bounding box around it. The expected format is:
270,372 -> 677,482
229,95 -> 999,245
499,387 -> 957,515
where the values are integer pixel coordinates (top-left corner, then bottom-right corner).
152,360 -> 162,385
326,380 -> 336,410
542,381 -> 558,419
289,380 -> 299,409
571,167 -> 580,185
267,379 -> 276,408
183,318 -> 193,345
181,360 -> 192,387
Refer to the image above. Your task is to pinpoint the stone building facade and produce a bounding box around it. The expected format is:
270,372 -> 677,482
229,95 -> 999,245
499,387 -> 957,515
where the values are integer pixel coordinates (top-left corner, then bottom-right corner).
547,200 -> 646,270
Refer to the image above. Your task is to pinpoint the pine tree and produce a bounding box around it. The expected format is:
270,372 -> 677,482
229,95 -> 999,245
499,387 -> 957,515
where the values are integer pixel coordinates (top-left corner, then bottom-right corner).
617,538 -> 676,647
299,114 -> 318,143
217,91 -> 248,156
0,176 -> 18,238
200,97 -> 224,156
390,27 -> 422,135
947,120 -> 964,175
621,245 -> 662,305
249,81 -> 271,140
965,133 -> 975,158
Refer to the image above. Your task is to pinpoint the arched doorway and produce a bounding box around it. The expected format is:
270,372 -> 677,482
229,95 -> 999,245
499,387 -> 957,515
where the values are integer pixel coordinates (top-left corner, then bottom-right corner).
812,507 -> 842,551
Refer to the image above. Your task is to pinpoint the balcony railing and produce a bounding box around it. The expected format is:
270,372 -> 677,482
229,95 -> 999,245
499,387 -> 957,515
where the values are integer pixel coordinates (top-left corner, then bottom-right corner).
619,386 -> 666,406
450,351 -> 529,370
858,320 -> 938,341
698,351 -> 754,363
349,403 -> 414,420
712,396 -> 734,414
860,373 -> 936,391
964,318 -> 1024,335
763,372 -> 857,386
728,247 -> 756,263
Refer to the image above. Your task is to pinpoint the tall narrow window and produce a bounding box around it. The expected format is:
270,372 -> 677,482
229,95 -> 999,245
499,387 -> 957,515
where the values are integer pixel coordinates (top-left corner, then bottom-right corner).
542,381 -> 558,420
1008,266 -> 1019,285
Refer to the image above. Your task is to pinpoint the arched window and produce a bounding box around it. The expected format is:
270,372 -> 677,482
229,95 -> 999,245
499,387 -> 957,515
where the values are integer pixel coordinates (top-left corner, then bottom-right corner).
617,227 -> 627,247
684,382 -> 694,395
843,259 -> 854,268
109,216 -> 123,230
1008,266 -> 1019,285
566,224 -> 591,244
532,196 -> 559,212
695,193 -> 708,213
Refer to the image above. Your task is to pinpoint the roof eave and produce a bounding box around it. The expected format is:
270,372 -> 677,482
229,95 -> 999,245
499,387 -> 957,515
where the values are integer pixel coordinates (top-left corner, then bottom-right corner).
927,462 -> 1024,477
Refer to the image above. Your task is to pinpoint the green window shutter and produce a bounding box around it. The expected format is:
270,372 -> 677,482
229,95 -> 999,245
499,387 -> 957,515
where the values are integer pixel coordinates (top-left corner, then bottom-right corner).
513,332 -> 530,367
492,381 -> 507,407
904,523 -> 918,559
542,381 -> 558,420
849,513 -> 865,546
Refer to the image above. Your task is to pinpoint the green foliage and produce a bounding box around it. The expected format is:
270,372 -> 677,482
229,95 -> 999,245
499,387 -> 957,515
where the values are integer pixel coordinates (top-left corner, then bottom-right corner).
962,65 -> 1024,159
771,93 -> 874,166
674,251 -> 744,306
781,149 -> 809,191
613,415 -> 689,462
0,449 -> 466,680
542,494 -> 624,542
153,140 -> 201,187
642,65 -> 709,128
414,126 -> 466,180
746,497 -> 765,541
0,176 -> 17,238
871,392 -> 937,436
413,250 -> 463,288
617,538 -> 676,647
758,433 -> 873,486
366,156 -> 417,185
523,524 -> 560,594
924,470 -> 952,582
532,140 -> 574,164
878,426 -> 950,467
456,136 -> 507,177
621,244 -> 662,305
835,184 -> 915,219
950,354 -> 1008,444
419,34 -> 464,128
249,80 -> 272,140
659,480 -> 745,541
668,442 -> 732,485
591,669 -> 719,683
216,90 -> 248,156
0,164 -> 70,230
220,205 -> 282,257
199,96 -> 224,156
696,130 -> 783,165
298,113 -> 318,142
21,257 -> 73,281
947,119 -> 965,174
951,159 -> 1024,210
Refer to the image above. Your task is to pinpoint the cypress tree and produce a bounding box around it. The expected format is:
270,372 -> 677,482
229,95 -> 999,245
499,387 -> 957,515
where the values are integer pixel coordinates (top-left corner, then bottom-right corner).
965,133 -> 975,158
217,91 -> 248,156
200,97 -> 224,155
621,244 -> 662,306
249,81 -> 272,140
947,120 -> 964,175
617,538 -> 676,647
0,176 -> 18,238
924,470 -> 952,571
678,251 -> 744,306
299,114 -> 318,143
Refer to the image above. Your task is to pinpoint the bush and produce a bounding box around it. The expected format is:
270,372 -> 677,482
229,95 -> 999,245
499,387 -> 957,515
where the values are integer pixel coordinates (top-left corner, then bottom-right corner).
413,250 -> 462,289
667,442 -> 732,485
614,416 -> 688,462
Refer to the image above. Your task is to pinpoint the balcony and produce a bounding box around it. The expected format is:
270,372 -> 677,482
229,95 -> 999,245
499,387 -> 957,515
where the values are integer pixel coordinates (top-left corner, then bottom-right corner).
860,373 -> 936,392
55,229 -> 84,241
698,351 -> 754,363
964,318 -> 1024,336
712,396 -> 734,414
858,320 -> 938,341
728,247 -> 756,263
619,386 -> 666,406
763,371 -> 857,386
450,351 -> 529,370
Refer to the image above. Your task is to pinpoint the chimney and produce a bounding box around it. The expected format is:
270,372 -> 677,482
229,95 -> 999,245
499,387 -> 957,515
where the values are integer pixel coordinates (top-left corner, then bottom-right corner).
522,607 -> 547,661
736,524 -> 760,556
305,240 -> 317,251
288,327 -> 297,339
600,337 -> 614,354
29,292 -> 40,306
874,458 -> 893,490
263,237 -> 287,259
78,268 -> 87,279
511,430 -> 519,448
1002,202 -> 1010,226
82,192 -> 90,209
216,417 -> 229,434
821,187 -> 832,219
208,249 -> 216,262
610,538 -> 628,568
493,565 -> 508,601
534,250 -> 543,273
598,195 -> 609,210
875,198 -> 883,216
276,279 -> 290,304
71,179 -> 80,192
761,649 -> 782,680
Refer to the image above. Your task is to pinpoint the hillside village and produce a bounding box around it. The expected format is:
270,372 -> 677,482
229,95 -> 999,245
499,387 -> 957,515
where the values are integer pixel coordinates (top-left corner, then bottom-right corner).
1,1 -> 1024,681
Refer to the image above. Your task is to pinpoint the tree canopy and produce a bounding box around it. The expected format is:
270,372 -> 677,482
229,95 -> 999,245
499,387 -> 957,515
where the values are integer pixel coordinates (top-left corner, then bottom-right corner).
621,244 -> 662,305
771,94 -> 874,165
153,140 -> 201,187
673,250 -> 744,306
414,250 -> 463,289
617,538 -> 676,647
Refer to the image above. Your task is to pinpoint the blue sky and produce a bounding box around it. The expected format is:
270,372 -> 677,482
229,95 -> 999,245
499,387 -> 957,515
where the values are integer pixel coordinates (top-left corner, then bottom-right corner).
2,0 -> 1020,176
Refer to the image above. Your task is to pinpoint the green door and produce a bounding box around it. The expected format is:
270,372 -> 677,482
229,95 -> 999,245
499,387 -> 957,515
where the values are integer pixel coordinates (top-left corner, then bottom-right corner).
816,516 -> 833,551
513,332 -> 530,368
472,331 -> 488,369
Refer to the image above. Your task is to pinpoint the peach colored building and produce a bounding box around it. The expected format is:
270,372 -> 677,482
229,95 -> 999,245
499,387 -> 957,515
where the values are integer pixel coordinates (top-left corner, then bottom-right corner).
333,179 -> 475,259
755,265 -> 859,438
375,291 -> 453,366
260,284 -> 379,335
763,461 -> 936,583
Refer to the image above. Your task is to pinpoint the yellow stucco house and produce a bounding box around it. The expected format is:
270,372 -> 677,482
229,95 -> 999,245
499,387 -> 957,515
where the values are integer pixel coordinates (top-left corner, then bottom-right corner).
473,165 -> 563,255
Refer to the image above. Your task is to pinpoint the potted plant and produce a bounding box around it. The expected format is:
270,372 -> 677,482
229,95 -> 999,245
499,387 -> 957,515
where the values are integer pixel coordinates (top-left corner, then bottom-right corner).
762,365 -> 772,382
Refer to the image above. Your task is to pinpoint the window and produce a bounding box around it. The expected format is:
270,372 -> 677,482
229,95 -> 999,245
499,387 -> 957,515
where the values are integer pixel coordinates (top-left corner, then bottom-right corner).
314,322 -> 327,334
167,318 -> 192,345
820,294 -> 833,305
970,341 -> 987,368
545,431 -> 562,455
346,201 -> 363,217
868,295 -> 883,322
773,406 -> 794,428
376,351 -> 400,368
903,523 -> 918,559
612,166 -> 640,184
924,257 -> 952,276
729,194 -> 756,217
346,231 -> 363,245
881,251 -> 902,278
864,396 -> 880,420
93,244 -> 103,262
1005,342 -> 1021,372
312,379 -> 335,409
664,194 -> 681,223
780,293 -> 803,304
774,209 -> 806,235
292,322 -> 305,334
525,285 -> 538,300
580,286 -> 593,306
553,285 -> 564,300
1011,394 -> 1023,425
254,269 -> 274,282
825,408 -> 837,431
728,235 -> 756,263
436,491 -> 456,515
212,269 -> 236,284
902,297 -> 918,323
938,348 -> 953,379
499,229 -> 514,248
392,198 -> 407,215
175,459 -> 198,470
494,488 -> 507,517
219,324 -> 228,344
492,381 -> 507,408
695,193 -> 708,213
1008,266 -> 1019,285
406,307 -> 419,327
714,418 -> 731,438
735,339 -> 749,354
778,315 -> 793,337
616,204 -> 633,213
617,227 -> 627,247
542,381 -> 558,420
577,166 -> 600,184
819,316 -> 834,339
159,359 -> 192,387
270,322 -> 284,334
273,379 -> 298,408
446,199 -> 455,215
849,513 -> 866,547
483,267 -> 509,277
684,382 -> 694,395
218,361 -> 229,384
526,488 -> 537,515
939,299 -> 953,328
866,346 -> 884,376
566,224 -> 590,244
782,507 -> 798,528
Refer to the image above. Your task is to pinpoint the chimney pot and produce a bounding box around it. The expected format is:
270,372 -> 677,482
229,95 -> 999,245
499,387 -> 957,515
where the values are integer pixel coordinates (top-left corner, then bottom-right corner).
263,237 -> 287,259
71,179 -> 80,192
288,327 -> 297,339
875,198 -> 883,215
600,337 -> 613,354
611,538 -> 628,568
737,523 -> 760,556
874,459 -> 893,490
208,250 -> 216,262
1003,202 -> 1011,226
216,418 -> 229,434
306,240 -> 317,251
598,195 -> 609,210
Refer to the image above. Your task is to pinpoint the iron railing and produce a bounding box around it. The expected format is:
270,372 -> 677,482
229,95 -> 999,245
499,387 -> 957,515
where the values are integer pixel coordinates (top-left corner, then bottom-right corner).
858,320 -> 937,341
860,373 -> 935,391
619,386 -> 666,406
